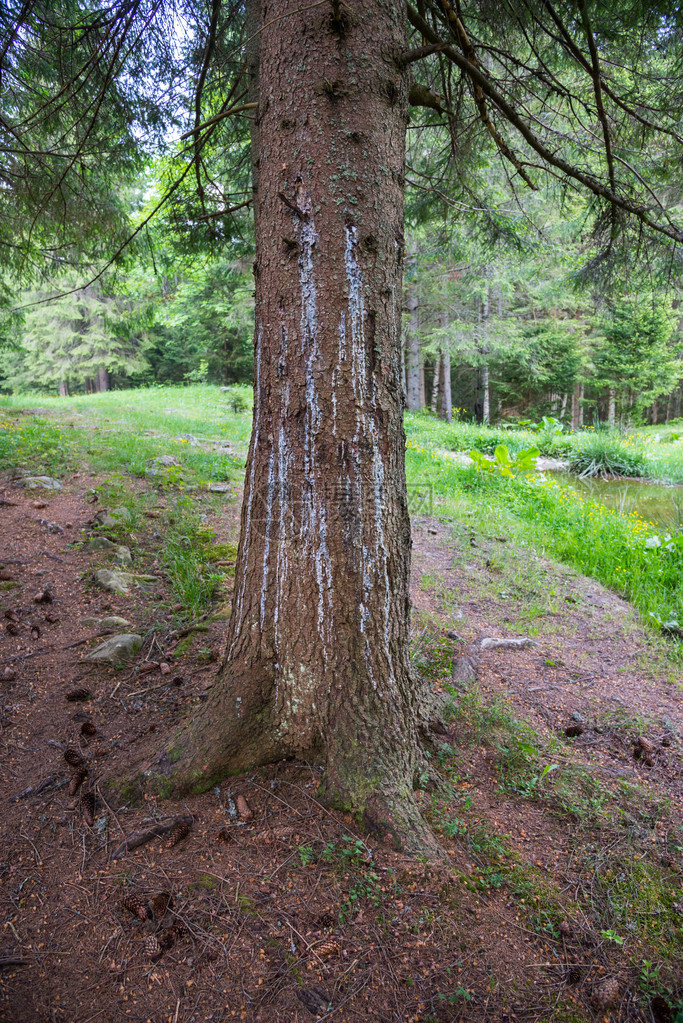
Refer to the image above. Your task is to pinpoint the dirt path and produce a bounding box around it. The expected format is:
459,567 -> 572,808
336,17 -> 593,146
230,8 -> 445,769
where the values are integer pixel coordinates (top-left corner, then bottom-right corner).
0,471 -> 681,1023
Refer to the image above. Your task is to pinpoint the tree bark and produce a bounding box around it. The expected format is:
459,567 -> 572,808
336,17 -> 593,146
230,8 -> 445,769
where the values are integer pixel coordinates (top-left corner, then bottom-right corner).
608,387 -> 616,427
438,312 -> 451,422
58,381 -> 68,397
675,386 -> 682,421
430,355 -> 440,414
97,367 -> 109,392
405,270 -> 423,410
652,398 -> 659,425
480,286 -> 490,423
143,0 -> 438,854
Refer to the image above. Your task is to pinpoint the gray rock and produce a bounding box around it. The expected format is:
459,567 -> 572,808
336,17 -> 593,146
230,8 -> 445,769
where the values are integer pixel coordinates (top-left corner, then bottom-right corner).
18,476 -> 62,490
479,637 -> 534,651
93,569 -> 157,595
82,615 -> 131,630
153,455 -> 180,467
176,433 -> 199,445
208,483 -> 230,493
95,506 -> 132,528
86,537 -> 132,566
85,633 -> 143,664
215,447 -> 234,456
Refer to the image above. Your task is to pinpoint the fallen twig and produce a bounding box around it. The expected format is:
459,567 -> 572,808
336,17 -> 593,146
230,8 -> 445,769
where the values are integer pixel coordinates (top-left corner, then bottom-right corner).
10,773 -> 59,802
109,814 -> 194,861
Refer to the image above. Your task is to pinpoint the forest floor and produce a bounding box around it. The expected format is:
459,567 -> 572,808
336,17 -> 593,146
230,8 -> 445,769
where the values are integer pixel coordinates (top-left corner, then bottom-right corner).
0,396 -> 681,1023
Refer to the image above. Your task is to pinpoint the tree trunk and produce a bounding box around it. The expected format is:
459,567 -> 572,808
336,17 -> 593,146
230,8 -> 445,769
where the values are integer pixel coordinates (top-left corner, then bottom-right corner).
608,388 -> 616,427
58,380 -> 68,397
97,366 -> 109,392
675,386 -> 682,421
143,0 -> 437,853
430,355 -> 440,414
480,285 -> 490,423
652,399 -> 659,426
405,269 -> 422,410
440,350 -> 452,422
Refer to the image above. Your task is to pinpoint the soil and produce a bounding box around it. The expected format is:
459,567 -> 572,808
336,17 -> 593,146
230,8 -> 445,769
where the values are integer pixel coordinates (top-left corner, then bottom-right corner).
0,468 -> 681,1023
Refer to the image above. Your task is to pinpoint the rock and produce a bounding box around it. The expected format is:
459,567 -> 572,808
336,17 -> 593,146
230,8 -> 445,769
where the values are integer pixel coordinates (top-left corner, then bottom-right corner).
18,476 -> 62,490
85,633 -> 143,664
159,662 -> 171,675
479,637 -> 534,650
93,569 -> 158,595
208,483 -> 230,493
570,711 -> 583,723
86,537 -> 132,566
83,615 -> 131,630
153,455 -> 180,467
176,433 -> 198,445
2,668 -> 16,681
452,655 -> 477,686
215,447 -> 234,456
95,507 -> 132,529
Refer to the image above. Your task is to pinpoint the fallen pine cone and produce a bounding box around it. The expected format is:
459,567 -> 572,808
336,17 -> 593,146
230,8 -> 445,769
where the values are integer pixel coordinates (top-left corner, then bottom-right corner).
314,939 -> 340,957
64,747 -> 84,768
216,827 -> 233,844
564,723 -> 584,738
121,893 -> 152,921
33,588 -> 53,604
30,626 -> 40,640
165,820 -> 191,849
634,736 -> 655,760
6,622 -> 19,636
150,892 -> 173,919
81,792 -> 96,826
157,930 -> 176,952
591,977 -> 620,1011
66,688 -> 91,702
44,613 -> 59,624
68,767 -> 88,796
2,668 -> 16,681
80,721 -> 97,738
236,794 -> 253,821
144,935 -> 162,960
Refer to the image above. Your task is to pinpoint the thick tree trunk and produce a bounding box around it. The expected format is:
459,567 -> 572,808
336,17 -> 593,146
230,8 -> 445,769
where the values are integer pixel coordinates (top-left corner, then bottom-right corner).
608,388 -> 616,427
58,381 -> 68,397
675,386 -> 682,421
97,366 -> 109,392
405,269 -> 422,410
652,399 -> 659,426
480,287 -> 490,423
144,0 -> 437,853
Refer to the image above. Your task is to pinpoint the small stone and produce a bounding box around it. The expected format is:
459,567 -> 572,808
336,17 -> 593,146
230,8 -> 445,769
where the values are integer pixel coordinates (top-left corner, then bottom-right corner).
570,711 -> 583,723
2,668 -> 16,681
479,637 -> 534,650
452,655 -> 477,686
153,455 -> 180,467
559,920 -> 571,936
32,501 -> 48,509
85,633 -> 143,664
34,587 -> 54,604
208,483 -> 230,493
159,662 -> 171,675
93,569 -> 157,595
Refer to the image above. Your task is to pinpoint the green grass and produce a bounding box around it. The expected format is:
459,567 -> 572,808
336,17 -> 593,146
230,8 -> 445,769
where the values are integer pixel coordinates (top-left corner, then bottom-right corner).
568,431 -> 649,478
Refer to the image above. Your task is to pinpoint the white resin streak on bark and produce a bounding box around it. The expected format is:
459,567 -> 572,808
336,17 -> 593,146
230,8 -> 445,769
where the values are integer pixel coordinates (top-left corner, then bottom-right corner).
260,446 -> 275,632
344,226 -> 395,692
228,324 -> 262,660
298,211 -> 334,661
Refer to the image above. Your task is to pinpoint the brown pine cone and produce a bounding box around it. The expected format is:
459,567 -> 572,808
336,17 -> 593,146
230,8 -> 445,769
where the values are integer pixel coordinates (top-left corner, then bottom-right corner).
121,893 -> 152,921
66,688 -> 91,702
236,794 -> 253,821
216,827 -> 233,844
64,747 -> 84,767
314,939 -> 340,957
81,792 -> 96,826
591,977 -> 620,1010
166,923 -> 186,941
68,767 -> 88,796
144,935 -> 162,960
165,821 -> 191,849
150,892 -> 173,919
80,721 -> 97,737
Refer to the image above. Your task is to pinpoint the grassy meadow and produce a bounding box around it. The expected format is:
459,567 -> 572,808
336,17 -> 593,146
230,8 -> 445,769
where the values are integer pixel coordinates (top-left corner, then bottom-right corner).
2,385 -> 683,650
